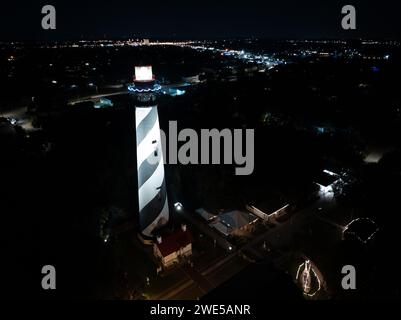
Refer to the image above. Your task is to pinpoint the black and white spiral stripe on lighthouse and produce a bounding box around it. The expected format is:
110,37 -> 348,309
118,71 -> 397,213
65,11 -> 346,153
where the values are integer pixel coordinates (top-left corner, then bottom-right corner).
135,105 -> 169,237
129,66 -> 169,238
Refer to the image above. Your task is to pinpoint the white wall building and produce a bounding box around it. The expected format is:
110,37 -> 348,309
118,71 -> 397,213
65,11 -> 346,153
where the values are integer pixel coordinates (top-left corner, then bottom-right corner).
153,225 -> 193,268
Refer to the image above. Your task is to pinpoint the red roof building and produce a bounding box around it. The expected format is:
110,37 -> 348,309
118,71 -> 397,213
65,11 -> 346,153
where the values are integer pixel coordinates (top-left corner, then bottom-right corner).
153,226 -> 193,268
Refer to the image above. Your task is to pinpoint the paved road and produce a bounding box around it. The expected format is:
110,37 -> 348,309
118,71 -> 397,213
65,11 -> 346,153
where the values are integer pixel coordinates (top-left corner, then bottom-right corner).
69,91 -> 127,105
155,253 -> 247,300
182,265 -> 214,293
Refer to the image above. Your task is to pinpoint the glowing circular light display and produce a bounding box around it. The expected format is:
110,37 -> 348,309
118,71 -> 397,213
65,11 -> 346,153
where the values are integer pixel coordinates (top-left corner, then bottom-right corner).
296,260 -> 321,297
342,217 -> 379,244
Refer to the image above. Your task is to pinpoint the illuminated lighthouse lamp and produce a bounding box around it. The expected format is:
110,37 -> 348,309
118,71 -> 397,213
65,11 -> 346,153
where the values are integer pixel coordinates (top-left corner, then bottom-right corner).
128,66 -> 161,93
134,66 -> 154,82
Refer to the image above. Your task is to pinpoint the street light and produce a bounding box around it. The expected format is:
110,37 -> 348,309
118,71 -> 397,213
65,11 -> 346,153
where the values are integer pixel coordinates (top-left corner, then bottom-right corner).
174,202 -> 183,211
88,82 -> 98,94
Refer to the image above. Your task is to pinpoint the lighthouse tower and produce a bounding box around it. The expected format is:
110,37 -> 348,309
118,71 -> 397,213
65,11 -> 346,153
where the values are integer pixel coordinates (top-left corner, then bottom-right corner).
129,66 -> 169,239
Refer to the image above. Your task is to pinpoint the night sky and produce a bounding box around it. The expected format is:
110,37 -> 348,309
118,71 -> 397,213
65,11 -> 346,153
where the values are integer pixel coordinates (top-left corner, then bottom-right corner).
1,0 -> 400,41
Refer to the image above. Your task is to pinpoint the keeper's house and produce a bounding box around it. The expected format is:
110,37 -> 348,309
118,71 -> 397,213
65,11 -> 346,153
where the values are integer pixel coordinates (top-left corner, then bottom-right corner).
153,224 -> 193,268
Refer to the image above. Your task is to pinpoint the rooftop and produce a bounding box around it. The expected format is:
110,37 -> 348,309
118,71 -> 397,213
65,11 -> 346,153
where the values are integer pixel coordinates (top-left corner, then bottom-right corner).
219,210 -> 258,229
313,170 -> 340,187
196,208 -> 217,221
156,229 -> 193,257
210,210 -> 258,235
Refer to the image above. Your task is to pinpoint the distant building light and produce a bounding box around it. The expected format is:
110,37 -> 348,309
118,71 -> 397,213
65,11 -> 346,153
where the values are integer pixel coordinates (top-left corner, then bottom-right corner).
51,80 -> 57,84
94,98 -> 113,109
167,88 -> 186,97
